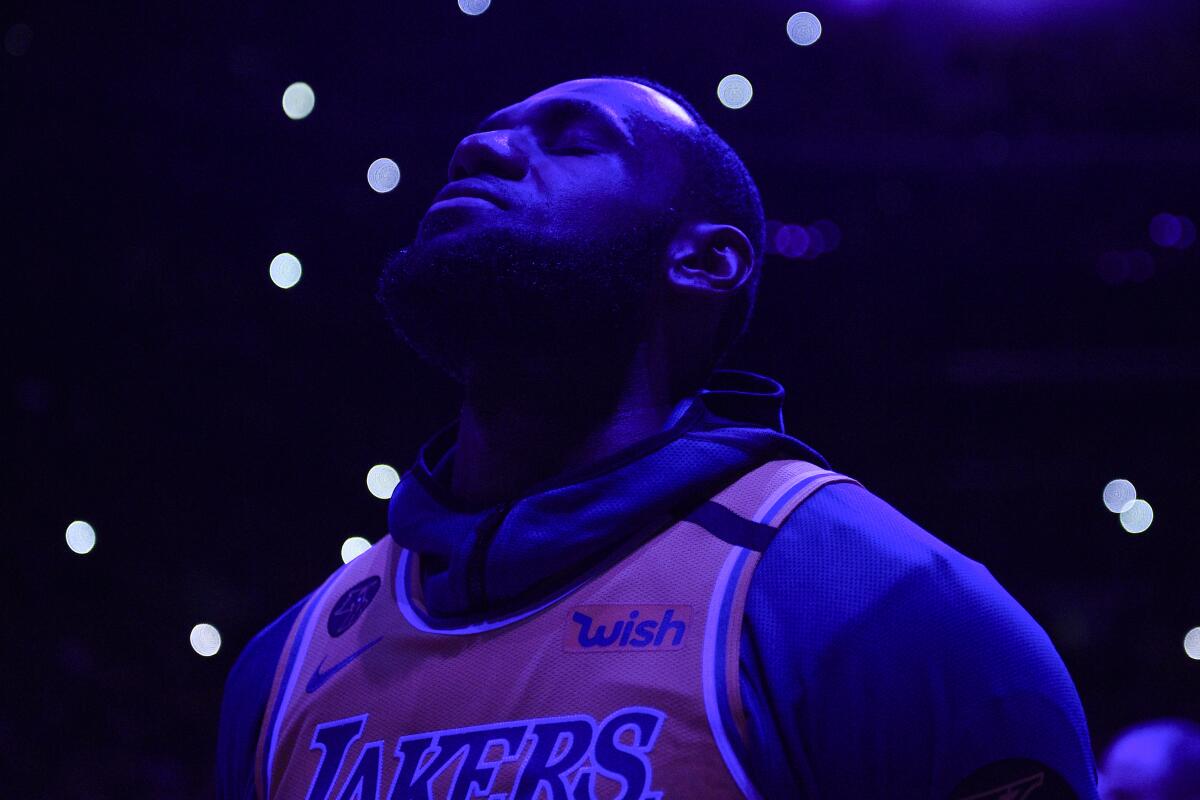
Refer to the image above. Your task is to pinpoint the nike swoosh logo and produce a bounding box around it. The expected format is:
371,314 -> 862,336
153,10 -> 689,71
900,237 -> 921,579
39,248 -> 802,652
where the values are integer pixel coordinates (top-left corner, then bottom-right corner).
305,636 -> 383,693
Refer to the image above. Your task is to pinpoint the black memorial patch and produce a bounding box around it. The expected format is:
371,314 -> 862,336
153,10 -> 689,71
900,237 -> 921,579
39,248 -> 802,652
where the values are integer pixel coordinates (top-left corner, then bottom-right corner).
327,575 -> 382,638
947,758 -> 1079,800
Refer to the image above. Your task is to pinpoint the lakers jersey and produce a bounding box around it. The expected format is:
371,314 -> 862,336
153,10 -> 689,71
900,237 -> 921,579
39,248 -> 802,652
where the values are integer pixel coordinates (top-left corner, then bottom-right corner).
253,459 -> 859,800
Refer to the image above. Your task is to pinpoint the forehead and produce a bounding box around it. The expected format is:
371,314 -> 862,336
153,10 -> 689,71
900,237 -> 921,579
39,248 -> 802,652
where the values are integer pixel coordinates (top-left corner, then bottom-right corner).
503,78 -> 697,133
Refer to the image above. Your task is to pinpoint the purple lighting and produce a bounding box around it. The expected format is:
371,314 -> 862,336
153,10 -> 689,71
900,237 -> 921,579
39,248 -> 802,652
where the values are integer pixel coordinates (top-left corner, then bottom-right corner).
3,23 -> 32,57
1096,252 -> 1129,285
767,218 -> 842,261
842,0 -> 892,14
775,225 -> 810,258
1097,251 -> 1155,285
972,131 -> 1010,167
811,219 -> 842,252
1127,250 -> 1154,283
1173,216 -> 1196,249
1148,212 -> 1196,249
802,225 -> 825,258
877,181 -> 912,216
1149,213 -> 1182,247
764,220 -> 781,255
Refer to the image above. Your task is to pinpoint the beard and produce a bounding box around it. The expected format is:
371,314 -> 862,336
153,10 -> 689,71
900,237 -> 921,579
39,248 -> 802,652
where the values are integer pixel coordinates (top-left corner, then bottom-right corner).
375,212 -> 676,411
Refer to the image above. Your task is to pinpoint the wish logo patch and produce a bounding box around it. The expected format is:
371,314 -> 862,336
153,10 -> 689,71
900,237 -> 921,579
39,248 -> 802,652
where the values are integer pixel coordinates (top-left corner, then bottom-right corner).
327,575 -> 381,638
565,604 -> 692,652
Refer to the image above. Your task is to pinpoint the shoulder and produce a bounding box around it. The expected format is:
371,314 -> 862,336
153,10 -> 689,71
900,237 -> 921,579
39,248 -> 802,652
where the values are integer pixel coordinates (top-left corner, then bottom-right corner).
748,478 -> 1072,694
748,479 -> 1006,644
742,479 -> 1098,797
215,594 -> 309,800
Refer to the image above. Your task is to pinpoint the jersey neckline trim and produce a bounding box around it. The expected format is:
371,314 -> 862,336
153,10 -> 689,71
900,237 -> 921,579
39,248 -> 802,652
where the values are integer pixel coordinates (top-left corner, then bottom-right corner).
394,546 -> 580,635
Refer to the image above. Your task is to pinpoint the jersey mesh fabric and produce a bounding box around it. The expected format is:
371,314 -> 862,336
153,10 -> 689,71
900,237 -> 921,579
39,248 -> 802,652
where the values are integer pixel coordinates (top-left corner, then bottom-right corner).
739,481 -> 1100,799
261,509 -> 754,796
256,460 -> 850,800
219,478 -> 1100,800
218,371 -> 1100,799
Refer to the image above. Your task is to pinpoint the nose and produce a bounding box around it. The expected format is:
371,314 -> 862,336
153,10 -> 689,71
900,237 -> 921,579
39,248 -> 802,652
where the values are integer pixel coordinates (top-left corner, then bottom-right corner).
447,129 -> 530,182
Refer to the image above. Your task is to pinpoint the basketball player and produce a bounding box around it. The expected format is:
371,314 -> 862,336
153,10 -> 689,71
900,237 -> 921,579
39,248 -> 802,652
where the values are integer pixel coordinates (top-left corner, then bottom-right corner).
217,76 -> 1100,799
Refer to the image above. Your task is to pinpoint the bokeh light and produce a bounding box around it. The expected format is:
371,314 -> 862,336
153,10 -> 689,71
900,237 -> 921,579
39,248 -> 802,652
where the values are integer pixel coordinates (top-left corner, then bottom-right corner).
4,23 -> 33,57
65,520 -> 96,555
1149,213 -> 1182,247
1126,250 -> 1154,283
1148,212 -> 1197,250
366,463 -> 401,499
281,82 -> 315,120
1097,251 -> 1154,285
1174,216 -> 1196,249
771,220 -> 843,260
786,12 -> 822,46
1102,479 -> 1137,514
458,0 -> 491,15
1119,499 -> 1154,534
1185,627 -> 1200,660
367,158 -> 401,193
775,224 -> 810,258
1097,251 -> 1130,285
802,225 -> 826,258
341,536 -> 372,563
717,74 -> 753,109
764,220 -> 783,254
269,252 -> 302,289
190,623 -> 222,657
811,219 -> 842,253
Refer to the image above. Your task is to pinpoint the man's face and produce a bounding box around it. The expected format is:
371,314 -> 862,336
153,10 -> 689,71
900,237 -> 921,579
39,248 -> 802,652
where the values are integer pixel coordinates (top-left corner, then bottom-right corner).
376,78 -> 697,395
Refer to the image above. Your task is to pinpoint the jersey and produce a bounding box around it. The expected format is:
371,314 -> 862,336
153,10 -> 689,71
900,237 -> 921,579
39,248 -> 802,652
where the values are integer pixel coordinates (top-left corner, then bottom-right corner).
220,368 -> 1101,800
253,459 -> 858,800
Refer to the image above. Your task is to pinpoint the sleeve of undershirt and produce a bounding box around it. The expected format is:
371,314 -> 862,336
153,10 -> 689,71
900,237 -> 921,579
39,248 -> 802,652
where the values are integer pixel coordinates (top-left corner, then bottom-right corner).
738,481 -> 1100,799
215,594 -> 308,800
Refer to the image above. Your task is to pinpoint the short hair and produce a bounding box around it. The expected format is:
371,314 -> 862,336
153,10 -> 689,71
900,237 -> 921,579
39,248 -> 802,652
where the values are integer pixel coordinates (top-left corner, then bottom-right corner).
593,75 -> 766,398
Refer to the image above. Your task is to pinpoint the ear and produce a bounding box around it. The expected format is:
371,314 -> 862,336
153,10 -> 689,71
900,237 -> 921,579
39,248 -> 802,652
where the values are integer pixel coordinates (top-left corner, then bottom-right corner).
663,222 -> 755,300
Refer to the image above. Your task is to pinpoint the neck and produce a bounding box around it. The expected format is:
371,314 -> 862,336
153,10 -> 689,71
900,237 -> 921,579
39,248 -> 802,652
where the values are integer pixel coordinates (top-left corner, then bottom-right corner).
449,347 -> 677,508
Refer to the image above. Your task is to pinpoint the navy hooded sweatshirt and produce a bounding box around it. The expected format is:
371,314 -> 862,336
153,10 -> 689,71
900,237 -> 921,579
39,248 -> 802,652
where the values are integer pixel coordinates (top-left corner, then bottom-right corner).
217,370 -> 1099,799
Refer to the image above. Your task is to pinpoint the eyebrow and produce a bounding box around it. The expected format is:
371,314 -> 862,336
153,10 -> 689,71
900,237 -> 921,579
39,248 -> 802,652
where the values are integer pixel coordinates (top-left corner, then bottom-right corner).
472,97 -> 634,146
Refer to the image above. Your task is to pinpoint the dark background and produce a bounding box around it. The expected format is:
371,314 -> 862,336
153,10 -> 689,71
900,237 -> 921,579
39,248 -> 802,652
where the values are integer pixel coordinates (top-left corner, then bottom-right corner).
5,0 -> 1197,796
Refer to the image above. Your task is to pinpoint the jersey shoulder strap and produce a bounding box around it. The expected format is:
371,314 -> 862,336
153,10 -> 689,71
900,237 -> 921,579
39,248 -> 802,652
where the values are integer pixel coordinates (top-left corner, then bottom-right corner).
684,458 -> 862,800
685,458 -> 862,550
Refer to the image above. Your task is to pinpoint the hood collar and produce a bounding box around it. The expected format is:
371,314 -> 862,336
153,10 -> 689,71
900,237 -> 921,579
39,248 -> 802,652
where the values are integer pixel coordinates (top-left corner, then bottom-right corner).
414,369 -> 794,496
388,370 -> 827,619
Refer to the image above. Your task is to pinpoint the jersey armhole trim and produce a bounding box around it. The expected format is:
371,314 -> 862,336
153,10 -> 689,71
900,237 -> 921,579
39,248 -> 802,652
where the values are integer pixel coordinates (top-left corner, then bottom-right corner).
258,561 -> 350,800
394,546 -> 573,635
704,545 -> 765,800
703,466 -> 864,799
757,470 -> 863,527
